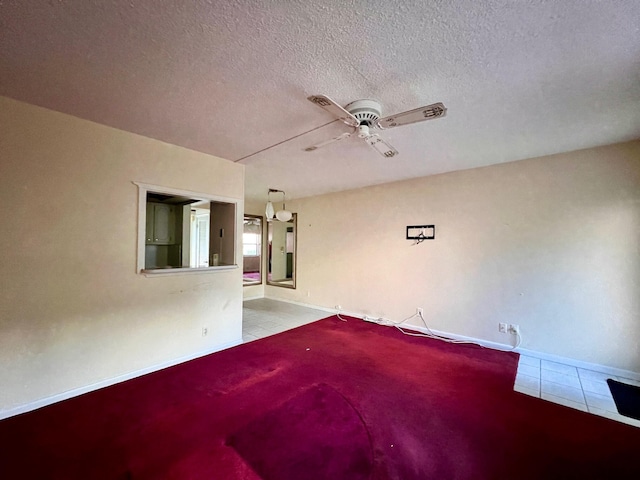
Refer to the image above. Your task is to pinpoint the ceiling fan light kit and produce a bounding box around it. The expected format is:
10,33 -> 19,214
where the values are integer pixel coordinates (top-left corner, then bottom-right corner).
305,94 -> 447,158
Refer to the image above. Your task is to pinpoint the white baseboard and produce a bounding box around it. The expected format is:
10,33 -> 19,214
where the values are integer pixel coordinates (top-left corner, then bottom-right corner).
514,346 -> 640,381
0,338 -> 243,421
402,324 -> 640,381
262,295 -> 337,314
258,297 -> 640,381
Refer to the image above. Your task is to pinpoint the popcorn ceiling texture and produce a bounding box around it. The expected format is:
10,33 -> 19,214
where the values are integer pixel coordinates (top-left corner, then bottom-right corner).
1,1 -> 639,200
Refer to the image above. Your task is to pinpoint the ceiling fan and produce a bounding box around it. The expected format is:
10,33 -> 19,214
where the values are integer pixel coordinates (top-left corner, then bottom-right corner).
304,95 -> 447,158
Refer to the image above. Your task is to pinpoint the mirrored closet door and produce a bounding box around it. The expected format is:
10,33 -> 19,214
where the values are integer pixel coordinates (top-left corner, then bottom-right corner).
267,214 -> 296,289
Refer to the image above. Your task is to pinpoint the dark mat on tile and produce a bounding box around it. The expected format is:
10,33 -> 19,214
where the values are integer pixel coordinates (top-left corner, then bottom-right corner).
607,378 -> 640,420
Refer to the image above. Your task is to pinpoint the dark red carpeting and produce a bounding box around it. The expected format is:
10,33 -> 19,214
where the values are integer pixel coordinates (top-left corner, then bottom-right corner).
1,316 -> 640,479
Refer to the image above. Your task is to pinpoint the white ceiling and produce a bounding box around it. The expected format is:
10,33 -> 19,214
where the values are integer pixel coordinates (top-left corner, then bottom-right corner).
2,1 -> 639,202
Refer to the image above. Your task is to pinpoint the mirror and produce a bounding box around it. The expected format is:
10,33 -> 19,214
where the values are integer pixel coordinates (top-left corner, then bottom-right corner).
242,215 -> 263,286
267,214 -> 296,289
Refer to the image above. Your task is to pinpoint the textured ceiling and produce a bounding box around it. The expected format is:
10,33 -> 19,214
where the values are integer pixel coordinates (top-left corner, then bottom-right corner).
2,1 -> 639,202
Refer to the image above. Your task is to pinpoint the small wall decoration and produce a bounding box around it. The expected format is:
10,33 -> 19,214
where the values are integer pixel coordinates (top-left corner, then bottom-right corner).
406,225 -> 435,244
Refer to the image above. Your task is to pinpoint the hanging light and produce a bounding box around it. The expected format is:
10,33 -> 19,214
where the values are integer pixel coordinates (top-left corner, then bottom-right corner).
276,209 -> 292,222
266,189 -> 292,222
265,200 -> 275,221
275,190 -> 292,222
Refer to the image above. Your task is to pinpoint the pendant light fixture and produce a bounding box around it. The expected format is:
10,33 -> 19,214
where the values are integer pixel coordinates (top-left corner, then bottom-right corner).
265,199 -> 275,221
266,189 -> 292,222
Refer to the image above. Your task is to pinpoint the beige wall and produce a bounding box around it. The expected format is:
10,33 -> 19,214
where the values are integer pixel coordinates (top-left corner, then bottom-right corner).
0,97 -> 245,413
267,141 -> 640,372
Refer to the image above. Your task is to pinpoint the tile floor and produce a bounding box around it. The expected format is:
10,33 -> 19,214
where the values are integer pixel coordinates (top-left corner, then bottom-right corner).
515,355 -> 640,428
244,298 -> 640,428
242,298 -> 330,343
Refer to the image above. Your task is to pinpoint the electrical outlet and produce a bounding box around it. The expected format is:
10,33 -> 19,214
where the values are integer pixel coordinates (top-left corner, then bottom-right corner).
335,305 -> 342,311
202,327 -> 208,337
498,323 -> 507,333
508,324 -> 519,335
417,307 -> 424,316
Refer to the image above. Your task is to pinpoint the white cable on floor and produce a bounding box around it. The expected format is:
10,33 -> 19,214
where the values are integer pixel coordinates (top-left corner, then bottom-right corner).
344,309 -> 521,352
335,307 -> 348,322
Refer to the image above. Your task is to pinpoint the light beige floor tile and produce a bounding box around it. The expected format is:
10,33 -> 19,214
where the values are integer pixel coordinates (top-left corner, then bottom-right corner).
242,333 -> 259,343
577,368 -> 617,382
515,373 -> 540,392
518,355 -> 541,368
584,391 -> 617,413
579,377 -> 613,396
242,298 -> 329,341
245,326 -> 274,338
541,380 -> 585,403
514,384 -> 540,398
517,363 -> 540,378
541,393 -> 588,412
541,360 -> 578,376
541,369 -> 582,389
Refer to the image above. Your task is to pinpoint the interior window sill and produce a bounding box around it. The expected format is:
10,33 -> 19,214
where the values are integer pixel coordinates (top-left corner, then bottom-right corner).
141,265 -> 238,277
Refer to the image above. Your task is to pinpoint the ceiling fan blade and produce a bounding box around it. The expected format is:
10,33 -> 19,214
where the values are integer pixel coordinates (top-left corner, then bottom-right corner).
307,95 -> 360,127
377,102 -> 447,129
365,134 -> 398,158
303,131 -> 353,152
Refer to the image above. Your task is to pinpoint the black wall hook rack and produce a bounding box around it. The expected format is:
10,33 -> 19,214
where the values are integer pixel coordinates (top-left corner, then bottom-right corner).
406,225 -> 435,243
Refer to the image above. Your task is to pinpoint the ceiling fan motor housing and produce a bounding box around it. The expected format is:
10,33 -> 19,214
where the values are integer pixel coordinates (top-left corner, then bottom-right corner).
345,99 -> 382,127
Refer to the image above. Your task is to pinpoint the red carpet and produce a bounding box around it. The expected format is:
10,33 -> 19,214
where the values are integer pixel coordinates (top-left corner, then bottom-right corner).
1,316 -> 640,479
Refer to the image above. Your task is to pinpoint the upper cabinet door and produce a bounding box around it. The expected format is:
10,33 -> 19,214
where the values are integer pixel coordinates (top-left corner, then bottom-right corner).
146,203 -> 154,243
153,204 -> 172,244
146,203 -> 176,245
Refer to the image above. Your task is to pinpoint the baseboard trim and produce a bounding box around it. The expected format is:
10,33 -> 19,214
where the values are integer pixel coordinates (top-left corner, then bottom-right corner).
513,346 -> 640,381
403,324 -> 640,380
261,295 -> 337,314
0,338 -> 243,421
260,297 -> 640,381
